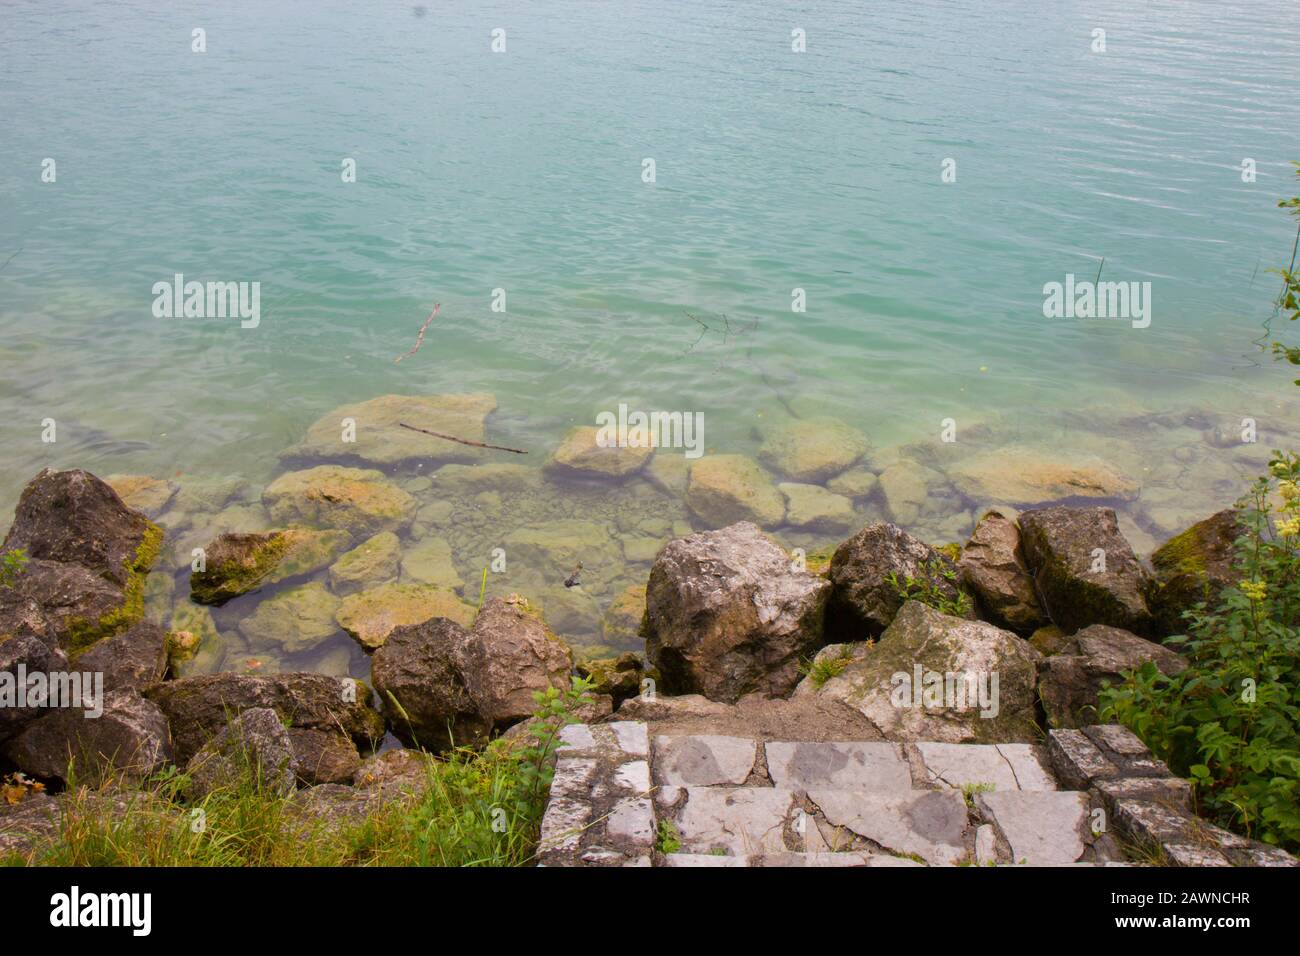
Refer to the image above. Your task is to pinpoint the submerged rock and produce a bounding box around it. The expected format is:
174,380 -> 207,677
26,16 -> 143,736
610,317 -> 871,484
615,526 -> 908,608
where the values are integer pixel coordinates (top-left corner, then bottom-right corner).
947,446 -> 1139,507
1019,506 -> 1153,635
602,583 -> 647,647
547,425 -> 653,479
644,522 -> 829,703
400,536 -> 464,590
328,531 -> 401,595
1037,624 -> 1188,728
878,460 -> 942,527
284,393 -> 498,467
685,455 -> 786,528
190,528 -> 350,605
646,454 -> 691,498
262,465 -> 415,537
431,461 -> 539,497
238,581 -> 342,653
957,509 -> 1047,634
503,519 -> 624,591
825,523 -> 968,642
1146,509 -> 1243,635
335,582 -> 475,650
168,602 -> 225,676
827,467 -> 880,500
778,483 -> 856,533
757,417 -> 869,483
807,601 -> 1042,743
144,672 -> 385,764
104,475 -> 178,517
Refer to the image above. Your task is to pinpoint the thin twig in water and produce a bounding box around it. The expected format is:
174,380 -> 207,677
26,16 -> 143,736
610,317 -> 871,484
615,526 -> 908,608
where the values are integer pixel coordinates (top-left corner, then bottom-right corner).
0,247 -> 22,274
398,421 -> 528,454
395,303 -> 441,363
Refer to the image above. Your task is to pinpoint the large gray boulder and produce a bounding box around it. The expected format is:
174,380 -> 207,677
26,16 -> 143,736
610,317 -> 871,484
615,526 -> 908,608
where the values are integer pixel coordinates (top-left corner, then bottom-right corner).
0,634 -> 68,743
957,510 -> 1046,634
371,616 -> 490,751
1018,506 -> 1153,635
71,620 -> 168,692
1146,509 -> 1243,635
805,601 -> 1043,743
1,468 -> 161,589
0,559 -> 126,651
185,707 -> 297,799
4,689 -> 173,784
144,672 -> 384,764
371,596 -> 573,750
1038,624 -> 1189,728
644,522 -> 829,703
825,522 -> 967,642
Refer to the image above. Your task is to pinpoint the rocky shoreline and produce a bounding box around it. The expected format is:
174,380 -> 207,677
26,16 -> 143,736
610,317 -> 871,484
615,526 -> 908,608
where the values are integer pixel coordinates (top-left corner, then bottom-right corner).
0,393 -> 1293,865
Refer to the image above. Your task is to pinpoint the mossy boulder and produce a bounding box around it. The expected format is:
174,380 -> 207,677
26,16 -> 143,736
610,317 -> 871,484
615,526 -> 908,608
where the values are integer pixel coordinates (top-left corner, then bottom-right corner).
576,652 -> 652,706
284,393 -> 499,467
335,582 -> 475,650
757,417 -> 869,483
685,454 -> 785,529
1146,509 -> 1243,635
328,531 -> 401,595
262,465 -> 415,536
808,601 -> 1043,743
602,583 -> 647,647
190,528 -> 350,605
547,425 -> 654,479
238,581 -> 342,653
1019,506 -> 1153,636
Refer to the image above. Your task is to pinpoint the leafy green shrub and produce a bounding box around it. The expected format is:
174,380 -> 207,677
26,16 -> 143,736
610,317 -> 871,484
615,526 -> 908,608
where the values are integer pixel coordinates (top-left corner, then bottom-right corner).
1268,162 -> 1300,380
1100,453 -> 1300,852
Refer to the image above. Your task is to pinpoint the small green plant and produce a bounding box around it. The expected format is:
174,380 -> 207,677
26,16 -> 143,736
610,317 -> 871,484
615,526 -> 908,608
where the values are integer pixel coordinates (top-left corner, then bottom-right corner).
799,645 -> 856,688
887,559 -> 973,617
0,548 -> 28,589
1267,162 -> 1300,381
960,781 -> 996,808
1100,452 -> 1300,853
655,820 -> 682,854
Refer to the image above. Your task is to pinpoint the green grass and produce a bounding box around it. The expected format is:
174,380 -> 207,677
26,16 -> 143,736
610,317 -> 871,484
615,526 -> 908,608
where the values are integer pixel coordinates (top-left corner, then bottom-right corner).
799,645 -> 856,689
3,680 -> 594,867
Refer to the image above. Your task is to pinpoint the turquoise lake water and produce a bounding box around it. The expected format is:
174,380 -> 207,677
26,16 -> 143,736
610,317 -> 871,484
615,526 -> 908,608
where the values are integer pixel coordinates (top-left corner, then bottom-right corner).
3,0 -> 1300,669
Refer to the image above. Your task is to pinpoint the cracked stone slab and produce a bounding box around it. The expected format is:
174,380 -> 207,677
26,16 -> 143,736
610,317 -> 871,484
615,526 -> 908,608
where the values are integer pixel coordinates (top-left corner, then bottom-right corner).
765,741 -> 911,791
810,789 -> 969,866
654,734 -> 757,786
976,790 -> 1090,866
669,786 -> 797,856
915,742 -> 1057,792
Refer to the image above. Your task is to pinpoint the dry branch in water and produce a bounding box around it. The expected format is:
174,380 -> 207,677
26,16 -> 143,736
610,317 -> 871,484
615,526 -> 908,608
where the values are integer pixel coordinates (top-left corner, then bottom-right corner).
395,303 -> 441,363
398,422 -> 528,455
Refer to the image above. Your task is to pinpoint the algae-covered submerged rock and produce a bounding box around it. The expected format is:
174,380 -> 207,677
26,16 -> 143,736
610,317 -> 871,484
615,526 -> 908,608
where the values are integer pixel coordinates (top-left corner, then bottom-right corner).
239,581 -> 342,653
262,465 -> 415,536
400,535 -> 464,590
335,581 -> 475,649
1019,506 -> 1153,635
644,522 -> 829,702
778,482 -> 856,533
547,425 -> 653,479
947,446 -> 1139,507
1146,508 -> 1242,635
328,530 -> 401,594
807,601 -> 1042,743
685,454 -> 785,528
284,393 -> 498,467
190,528 -> 350,605
105,475 -> 178,517
757,417 -> 869,483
